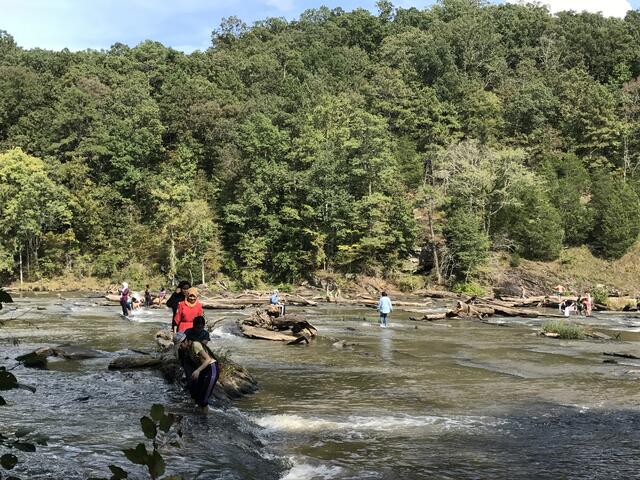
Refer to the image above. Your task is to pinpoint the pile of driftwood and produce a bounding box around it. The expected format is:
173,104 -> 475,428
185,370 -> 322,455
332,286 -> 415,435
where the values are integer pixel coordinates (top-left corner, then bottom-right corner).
495,295 -> 607,311
239,309 -> 318,344
410,298 -> 555,321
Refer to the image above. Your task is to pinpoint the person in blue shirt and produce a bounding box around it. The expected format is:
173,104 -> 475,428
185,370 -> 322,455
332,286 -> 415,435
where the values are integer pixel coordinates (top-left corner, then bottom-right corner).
377,291 -> 393,327
270,290 -> 279,305
270,290 -> 285,316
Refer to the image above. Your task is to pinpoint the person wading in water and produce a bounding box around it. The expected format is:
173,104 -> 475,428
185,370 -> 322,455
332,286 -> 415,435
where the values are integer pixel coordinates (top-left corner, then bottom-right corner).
119,282 -> 131,317
174,330 -> 219,414
166,281 -> 191,332
377,291 -> 393,328
174,287 -> 204,333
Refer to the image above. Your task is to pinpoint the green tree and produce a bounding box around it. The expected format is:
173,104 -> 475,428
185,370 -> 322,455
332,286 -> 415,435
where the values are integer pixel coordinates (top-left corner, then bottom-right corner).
443,207 -> 490,280
589,173 -> 640,259
0,148 -> 72,281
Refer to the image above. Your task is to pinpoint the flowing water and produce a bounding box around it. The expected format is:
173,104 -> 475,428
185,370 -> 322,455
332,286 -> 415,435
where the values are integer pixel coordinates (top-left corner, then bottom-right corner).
1,294 -> 639,479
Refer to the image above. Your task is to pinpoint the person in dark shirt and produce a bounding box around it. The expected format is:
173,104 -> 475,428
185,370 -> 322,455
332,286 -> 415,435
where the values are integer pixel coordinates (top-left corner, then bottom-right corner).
166,281 -> 191,331
144,284 -> 152,307
185,316 -> 210,345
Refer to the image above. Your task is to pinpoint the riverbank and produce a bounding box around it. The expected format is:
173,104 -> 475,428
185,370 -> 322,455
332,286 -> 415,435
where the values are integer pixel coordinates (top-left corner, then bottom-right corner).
7,244 -> 640,309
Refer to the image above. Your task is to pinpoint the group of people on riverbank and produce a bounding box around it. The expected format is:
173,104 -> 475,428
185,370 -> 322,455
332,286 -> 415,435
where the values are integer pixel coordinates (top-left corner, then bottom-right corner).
552,284 -> 594,316
118,283 -> 167,316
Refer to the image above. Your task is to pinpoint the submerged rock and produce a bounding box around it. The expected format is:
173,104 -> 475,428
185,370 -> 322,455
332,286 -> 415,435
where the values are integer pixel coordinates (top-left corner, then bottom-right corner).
16,345 -> 106,368
108,355 -> 162,370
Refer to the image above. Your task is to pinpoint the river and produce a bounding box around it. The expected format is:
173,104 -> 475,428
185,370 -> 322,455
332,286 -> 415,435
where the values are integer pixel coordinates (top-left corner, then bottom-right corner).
1,293 -> 639,479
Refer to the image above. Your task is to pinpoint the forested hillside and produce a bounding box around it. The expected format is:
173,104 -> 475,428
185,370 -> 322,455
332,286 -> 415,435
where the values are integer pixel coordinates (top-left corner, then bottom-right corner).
1,0 -> 640,287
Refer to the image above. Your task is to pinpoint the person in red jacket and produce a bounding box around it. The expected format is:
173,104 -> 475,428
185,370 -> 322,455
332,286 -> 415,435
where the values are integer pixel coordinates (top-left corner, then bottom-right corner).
174,287 -> 203,333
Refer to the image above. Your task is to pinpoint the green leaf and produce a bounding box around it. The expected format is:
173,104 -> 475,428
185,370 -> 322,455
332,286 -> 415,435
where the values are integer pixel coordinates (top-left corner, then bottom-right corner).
0,371 -> 18,391
1,454 -> 18,470
149,404 -> 164,422
158,414 -> 174,433
146,450 -> 165,479
108,464 -> 128,479
0,395 -> 6,406
122,443 -> 148,465
140,416 -> 157,439
13,442 -> 35,453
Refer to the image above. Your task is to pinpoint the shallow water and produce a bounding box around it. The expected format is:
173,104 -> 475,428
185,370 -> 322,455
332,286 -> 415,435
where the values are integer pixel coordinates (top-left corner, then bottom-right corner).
1,295 -> 639,479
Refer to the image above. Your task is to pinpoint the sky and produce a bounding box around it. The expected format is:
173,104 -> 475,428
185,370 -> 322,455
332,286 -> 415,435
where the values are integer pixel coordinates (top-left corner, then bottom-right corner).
0,0 -> 639,53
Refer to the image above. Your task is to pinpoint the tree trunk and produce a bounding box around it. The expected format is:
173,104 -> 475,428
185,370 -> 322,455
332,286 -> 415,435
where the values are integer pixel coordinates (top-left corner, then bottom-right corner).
169,232 -> 177,285
427,207 -> 442,284
201,257 -> 206,287
19,248 -> 23,285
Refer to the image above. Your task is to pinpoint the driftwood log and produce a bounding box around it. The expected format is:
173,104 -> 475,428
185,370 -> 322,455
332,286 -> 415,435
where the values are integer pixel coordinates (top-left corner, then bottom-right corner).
239,309 -> 318,344
446,300 -> 540,319
408,312 -> 449,321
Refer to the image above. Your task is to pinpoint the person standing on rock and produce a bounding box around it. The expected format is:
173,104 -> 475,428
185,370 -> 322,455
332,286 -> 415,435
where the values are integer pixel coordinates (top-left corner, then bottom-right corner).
377,291 -> 393,328
175,287 -> 204,333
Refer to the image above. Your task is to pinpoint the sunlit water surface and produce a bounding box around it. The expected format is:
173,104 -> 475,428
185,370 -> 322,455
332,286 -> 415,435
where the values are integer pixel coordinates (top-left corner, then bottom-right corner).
1,294 -> 639,479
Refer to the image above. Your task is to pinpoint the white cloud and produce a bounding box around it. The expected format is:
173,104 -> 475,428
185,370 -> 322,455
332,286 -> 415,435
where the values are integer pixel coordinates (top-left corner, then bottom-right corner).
510,0 -> 633,18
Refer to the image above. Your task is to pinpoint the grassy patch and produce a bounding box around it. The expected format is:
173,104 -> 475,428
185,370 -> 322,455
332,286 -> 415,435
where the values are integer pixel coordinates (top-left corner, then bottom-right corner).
541,320 -> 586,340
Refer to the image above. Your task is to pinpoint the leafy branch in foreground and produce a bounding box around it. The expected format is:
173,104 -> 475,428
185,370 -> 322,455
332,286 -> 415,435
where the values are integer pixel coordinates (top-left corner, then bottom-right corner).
91,404 -> 183,480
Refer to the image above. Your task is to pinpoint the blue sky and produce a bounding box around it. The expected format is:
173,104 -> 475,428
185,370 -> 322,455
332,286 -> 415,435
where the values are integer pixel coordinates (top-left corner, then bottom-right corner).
0,0 -> 638,52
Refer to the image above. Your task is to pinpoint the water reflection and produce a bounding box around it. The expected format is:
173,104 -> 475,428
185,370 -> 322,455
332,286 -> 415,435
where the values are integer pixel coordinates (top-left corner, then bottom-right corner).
379,327 -> 393,362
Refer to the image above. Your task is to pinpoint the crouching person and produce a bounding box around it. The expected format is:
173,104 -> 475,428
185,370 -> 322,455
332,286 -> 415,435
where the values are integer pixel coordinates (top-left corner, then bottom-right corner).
174,330 -> 219,413
187,334 -> 219,413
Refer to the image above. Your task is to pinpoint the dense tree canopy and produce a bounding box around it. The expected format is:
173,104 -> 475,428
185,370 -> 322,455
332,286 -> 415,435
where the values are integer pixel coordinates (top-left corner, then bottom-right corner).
1,0 -> 640,285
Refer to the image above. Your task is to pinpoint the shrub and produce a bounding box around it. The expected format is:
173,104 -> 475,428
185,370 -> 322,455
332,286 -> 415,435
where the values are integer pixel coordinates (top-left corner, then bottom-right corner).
396,274 -> 425,293
509,253 -> 521,268
542,320 -> 585,339
591,286 -> 609,305
452,281 -> 486,296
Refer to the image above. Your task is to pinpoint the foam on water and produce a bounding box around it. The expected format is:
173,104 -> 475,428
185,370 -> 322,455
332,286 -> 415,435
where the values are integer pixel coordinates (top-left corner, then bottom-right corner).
280,460 -> 343,480
254,413 -> 497,435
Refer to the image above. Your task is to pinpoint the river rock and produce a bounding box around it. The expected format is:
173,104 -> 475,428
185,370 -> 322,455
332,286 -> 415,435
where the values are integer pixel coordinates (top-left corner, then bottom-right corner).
108,355 -> 162,370
52,345 -> 107,360
154,329 -> 259,403
16,347 -> 53,368
16,345 -> 106,367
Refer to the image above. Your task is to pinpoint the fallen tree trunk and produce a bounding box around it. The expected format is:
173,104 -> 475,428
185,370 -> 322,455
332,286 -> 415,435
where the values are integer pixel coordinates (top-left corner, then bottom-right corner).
105,294 -> 317,309
408,312 -> 448,321
603,352 -> 640,360
448,300 -> 539,319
